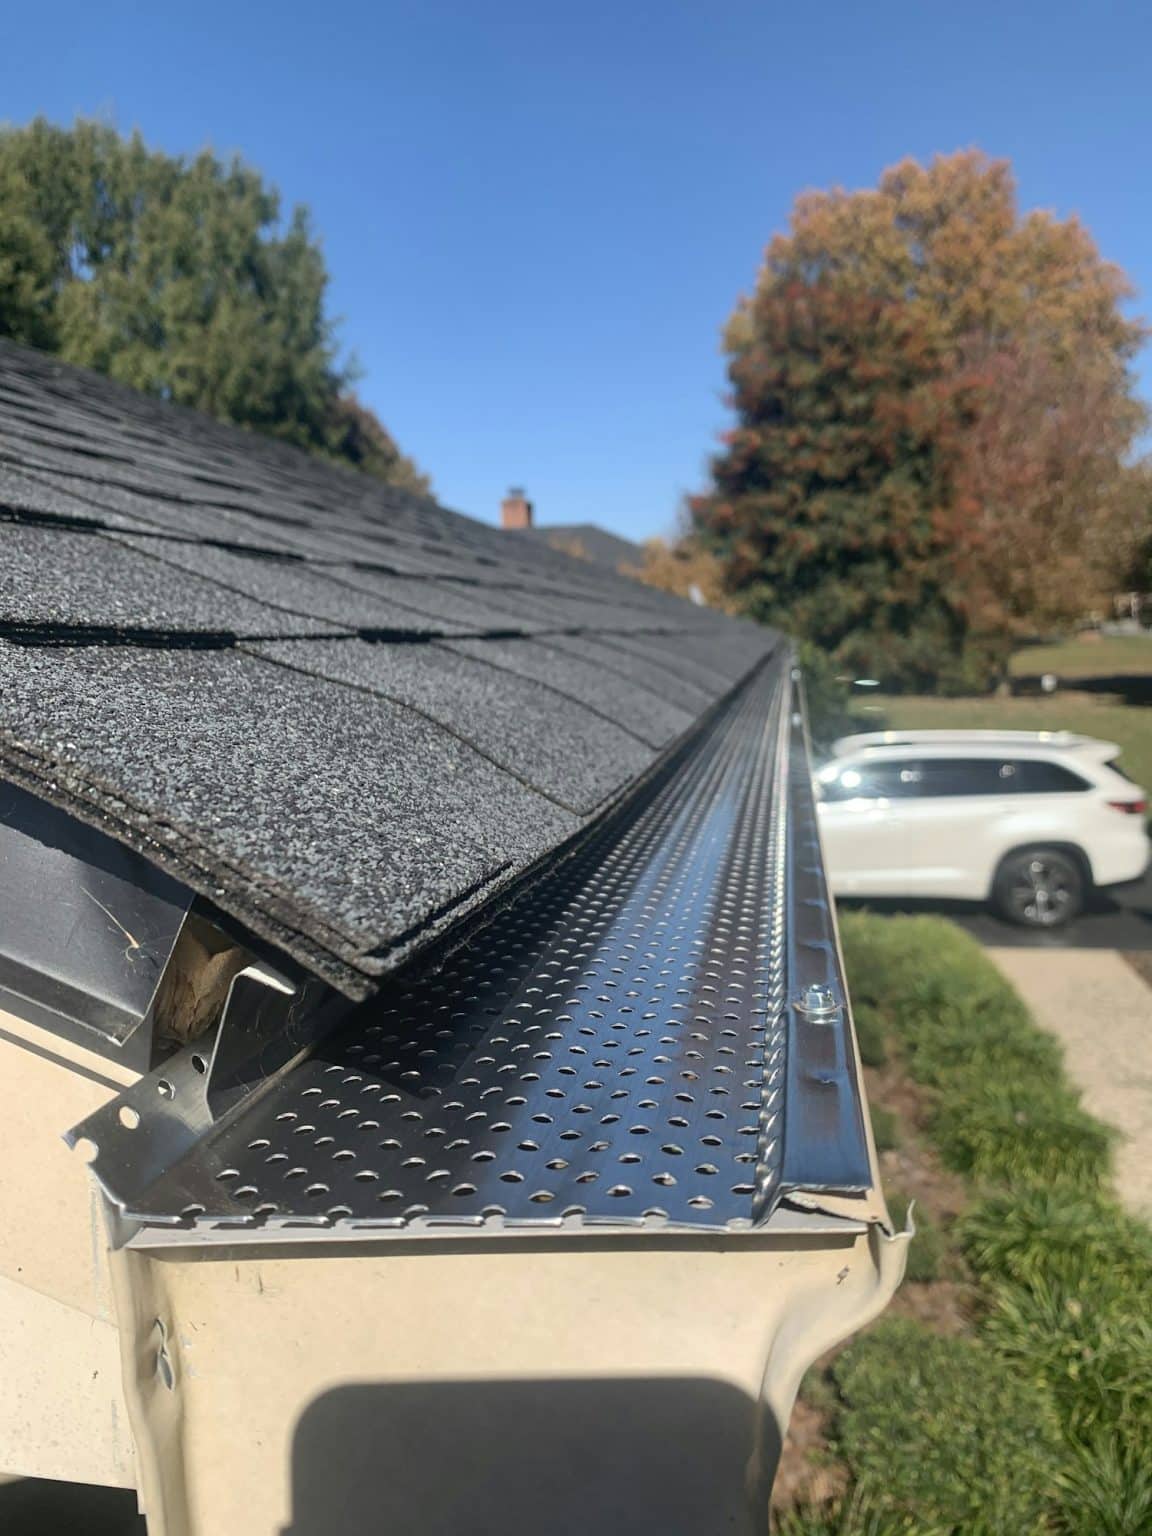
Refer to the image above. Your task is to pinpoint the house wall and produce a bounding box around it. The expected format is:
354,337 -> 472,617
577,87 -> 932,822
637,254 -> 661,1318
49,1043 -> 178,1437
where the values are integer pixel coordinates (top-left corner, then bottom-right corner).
112,1221 -> 906,1535
0,1009 -> 137,1488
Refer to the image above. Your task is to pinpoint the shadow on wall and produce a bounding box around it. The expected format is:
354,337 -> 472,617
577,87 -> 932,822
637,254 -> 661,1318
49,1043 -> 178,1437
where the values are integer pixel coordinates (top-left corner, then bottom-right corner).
0,1478 -> 145,1535
284,1375 -> 774,1536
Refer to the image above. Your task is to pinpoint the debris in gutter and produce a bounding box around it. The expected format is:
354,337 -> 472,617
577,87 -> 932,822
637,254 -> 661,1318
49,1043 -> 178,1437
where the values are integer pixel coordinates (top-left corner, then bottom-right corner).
153,914 -> 251,1049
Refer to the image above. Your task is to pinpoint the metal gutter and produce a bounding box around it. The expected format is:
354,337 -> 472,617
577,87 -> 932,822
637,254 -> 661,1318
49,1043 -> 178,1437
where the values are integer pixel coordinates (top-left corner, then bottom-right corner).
0,779 -> 192,1070
69,647 -> 874,1241
778,666 -> 872,1197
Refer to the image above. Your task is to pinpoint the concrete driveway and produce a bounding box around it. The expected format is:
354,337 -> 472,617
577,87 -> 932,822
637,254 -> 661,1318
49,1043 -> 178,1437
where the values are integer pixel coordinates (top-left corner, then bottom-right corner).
989,948 -> 1152,1217
837,864 -> 1152,1218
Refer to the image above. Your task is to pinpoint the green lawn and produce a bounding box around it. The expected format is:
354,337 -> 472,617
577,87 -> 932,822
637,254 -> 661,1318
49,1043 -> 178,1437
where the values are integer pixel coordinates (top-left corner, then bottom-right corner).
1009,633 -> 1152,679
858,691 -> 1152,794
790,915 -> 1152,1536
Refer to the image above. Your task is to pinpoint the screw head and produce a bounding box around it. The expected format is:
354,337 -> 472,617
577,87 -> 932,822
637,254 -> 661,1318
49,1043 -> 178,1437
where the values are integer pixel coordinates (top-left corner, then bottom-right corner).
795,984 -> 840,1024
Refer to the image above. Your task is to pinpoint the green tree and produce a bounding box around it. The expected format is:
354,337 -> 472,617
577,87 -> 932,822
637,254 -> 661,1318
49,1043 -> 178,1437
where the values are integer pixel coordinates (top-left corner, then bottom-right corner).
0,117 -> 426,490
697,279 -> 988,690
323,393 -> 429,495
696,152 -> 1147,690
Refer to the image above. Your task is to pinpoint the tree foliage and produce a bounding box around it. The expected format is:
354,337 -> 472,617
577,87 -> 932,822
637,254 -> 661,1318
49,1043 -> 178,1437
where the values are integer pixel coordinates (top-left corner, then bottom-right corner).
948,337 -> 1147,638
323,393 -> 429,494
695,151 -> 1148,689
624,527 -> 739,611
0,117 -> 426,490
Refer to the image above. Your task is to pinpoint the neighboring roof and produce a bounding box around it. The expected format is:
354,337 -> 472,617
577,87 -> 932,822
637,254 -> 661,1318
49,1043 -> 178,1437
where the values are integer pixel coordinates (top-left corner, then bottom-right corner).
517,522 -> 644,572
0,340 -> 775,998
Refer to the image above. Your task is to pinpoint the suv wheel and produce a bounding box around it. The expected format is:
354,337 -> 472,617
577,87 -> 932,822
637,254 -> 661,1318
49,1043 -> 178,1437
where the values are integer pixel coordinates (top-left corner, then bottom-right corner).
993,848 -> 1084,929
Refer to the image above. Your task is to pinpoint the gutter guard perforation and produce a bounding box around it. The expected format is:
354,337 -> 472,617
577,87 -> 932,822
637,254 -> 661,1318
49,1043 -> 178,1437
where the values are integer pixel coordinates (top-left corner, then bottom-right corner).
75,649 -> 872,1235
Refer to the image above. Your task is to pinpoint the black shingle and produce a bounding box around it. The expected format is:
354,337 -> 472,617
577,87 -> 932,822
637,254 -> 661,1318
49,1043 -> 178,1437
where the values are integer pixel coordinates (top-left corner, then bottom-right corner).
7,462 -> 328,547
245,637 -> 655,814
474,585 -> 680,634
0,338 -> 777,994
304,561 -> 564,634
663,624 -> 782,682
0,640 -> 579,990
106,532 -> 552,636
594,631 -> 756,694
540,632 -> 721,710
0,524 -> 338,639
440,636 -> 695,748
0,463 -> 142,530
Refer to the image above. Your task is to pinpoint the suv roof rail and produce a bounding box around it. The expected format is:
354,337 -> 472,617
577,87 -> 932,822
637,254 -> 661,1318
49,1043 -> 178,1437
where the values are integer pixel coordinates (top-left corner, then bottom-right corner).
831,729 -> 1118,758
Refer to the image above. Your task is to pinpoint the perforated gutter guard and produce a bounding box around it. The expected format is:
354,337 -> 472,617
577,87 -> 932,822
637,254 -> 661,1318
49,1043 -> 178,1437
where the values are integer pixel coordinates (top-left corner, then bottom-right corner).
69,648 -> 872,1241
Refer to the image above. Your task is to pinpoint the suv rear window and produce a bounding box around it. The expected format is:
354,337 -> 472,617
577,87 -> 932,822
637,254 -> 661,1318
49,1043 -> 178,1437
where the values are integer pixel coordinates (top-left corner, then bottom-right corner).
819,760 -> 922,801
822,755 -> 1093,801
1013,760 -> 1092,793
912,759 -> 1017,797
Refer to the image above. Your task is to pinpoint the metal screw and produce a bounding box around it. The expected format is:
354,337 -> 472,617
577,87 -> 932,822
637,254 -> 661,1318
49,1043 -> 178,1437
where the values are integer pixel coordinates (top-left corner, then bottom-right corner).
794,984 -> 841,1024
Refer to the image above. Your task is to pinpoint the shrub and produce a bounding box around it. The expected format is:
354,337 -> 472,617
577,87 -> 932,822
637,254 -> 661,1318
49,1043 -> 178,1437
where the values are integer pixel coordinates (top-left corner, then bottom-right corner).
981,1277 -> 1152,1456
869,1104 -> 900,1153
831,1319 -> 1062,1534
884,1193 -> 944,1284
841,915 -> 1062,1090
839,913 -> 1112,1191
842,912 -> 1033,1026
774,1487 -> 949,1536
930,1076 -> 1112,1189
797,1364 -> 839,1417
852,1001 -> 888,1068
1053,1436 -> 1152,1536
959,1187 -> 1152,1293
892,1001 -> 1064,1091
838,913 -> 1013,1016
833,912 -> 1152,1532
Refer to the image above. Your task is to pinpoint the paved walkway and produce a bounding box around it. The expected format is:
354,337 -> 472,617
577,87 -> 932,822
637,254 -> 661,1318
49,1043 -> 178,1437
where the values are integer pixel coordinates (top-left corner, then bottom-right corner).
988,949 -> 1152,1216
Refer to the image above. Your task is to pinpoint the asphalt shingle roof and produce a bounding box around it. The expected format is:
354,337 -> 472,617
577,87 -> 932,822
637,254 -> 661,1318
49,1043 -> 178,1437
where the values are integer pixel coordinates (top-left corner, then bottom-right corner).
0,340 -> 777,995
517,522 -> 644,571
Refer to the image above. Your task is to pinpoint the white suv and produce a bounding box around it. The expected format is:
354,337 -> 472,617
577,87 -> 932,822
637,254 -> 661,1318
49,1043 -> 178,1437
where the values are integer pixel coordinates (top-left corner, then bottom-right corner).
815,729 -> 1149,928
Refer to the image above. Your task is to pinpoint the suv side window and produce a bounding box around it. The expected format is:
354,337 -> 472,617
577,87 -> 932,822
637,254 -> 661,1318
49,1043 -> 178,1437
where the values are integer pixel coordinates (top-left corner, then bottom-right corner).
1013,759 -> 1092,793
820,760 -> 923,801
914,759 -> 1017,797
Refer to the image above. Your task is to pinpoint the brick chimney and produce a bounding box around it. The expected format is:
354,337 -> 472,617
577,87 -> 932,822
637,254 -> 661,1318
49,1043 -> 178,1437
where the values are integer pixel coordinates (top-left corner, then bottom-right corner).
500,486 -> 534,530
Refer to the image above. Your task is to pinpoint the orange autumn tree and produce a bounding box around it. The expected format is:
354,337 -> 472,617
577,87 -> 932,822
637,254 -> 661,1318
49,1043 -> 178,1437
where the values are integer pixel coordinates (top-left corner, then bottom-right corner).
694,151 -> 1147,689
623,525 -> 738,612
948,338 -> 1148,635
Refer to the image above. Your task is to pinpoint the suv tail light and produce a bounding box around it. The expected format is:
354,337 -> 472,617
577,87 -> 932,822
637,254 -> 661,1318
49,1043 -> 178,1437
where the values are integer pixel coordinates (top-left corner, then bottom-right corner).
1107,798 -> 1147,815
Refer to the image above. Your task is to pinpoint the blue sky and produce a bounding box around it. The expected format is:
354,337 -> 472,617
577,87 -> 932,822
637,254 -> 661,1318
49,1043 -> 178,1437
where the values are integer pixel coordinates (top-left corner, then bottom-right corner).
2,1 -> 1150,538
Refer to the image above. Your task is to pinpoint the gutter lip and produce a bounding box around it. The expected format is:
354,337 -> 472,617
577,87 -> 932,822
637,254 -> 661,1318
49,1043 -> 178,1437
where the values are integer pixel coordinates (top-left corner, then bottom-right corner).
117,1202 -> 873,1254
777,668 -> 875,1199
